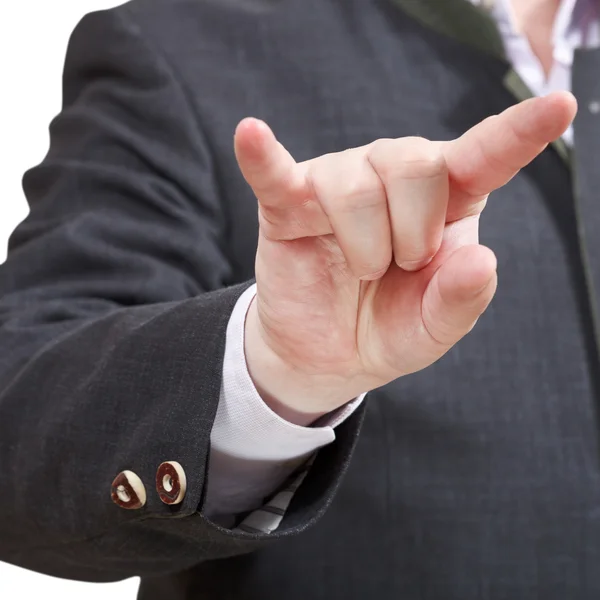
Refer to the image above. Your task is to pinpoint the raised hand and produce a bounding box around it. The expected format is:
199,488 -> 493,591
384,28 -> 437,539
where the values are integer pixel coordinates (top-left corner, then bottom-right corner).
235,92 -> 577,424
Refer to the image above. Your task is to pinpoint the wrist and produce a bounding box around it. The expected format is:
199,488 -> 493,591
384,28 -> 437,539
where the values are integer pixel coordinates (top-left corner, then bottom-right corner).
243,297 -> 356,426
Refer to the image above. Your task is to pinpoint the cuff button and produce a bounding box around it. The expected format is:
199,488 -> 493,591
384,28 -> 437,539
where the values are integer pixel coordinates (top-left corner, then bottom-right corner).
111,470 -> 147,510
156,461 -> 187,505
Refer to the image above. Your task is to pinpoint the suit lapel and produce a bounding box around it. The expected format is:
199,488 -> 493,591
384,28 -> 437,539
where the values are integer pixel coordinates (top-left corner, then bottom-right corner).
389,0 -> 505,58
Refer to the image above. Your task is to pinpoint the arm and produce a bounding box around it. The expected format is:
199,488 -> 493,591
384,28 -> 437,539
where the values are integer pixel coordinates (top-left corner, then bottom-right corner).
0,7 -> 366,582
0,3 -> 235,572
206,284 -> 365,526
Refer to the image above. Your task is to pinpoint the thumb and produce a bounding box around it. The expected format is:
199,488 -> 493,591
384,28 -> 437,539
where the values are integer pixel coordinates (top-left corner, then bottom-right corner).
421,245 -> 498,349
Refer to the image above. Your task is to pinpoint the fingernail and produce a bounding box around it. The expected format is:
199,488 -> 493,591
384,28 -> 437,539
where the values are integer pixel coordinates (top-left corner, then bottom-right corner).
398,256 -> 434,272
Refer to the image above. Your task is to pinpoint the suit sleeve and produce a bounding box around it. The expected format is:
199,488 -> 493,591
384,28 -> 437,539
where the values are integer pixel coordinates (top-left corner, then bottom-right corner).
0,7 -> 366,582
0,6 -> 241,578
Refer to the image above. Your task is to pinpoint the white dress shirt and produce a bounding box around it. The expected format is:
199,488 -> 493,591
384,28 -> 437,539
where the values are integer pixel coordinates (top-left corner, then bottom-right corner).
204,0 -> 600,523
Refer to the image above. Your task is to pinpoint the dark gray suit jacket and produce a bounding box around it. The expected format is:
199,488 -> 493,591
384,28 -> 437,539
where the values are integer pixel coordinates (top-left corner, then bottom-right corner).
2,0 -> 600,598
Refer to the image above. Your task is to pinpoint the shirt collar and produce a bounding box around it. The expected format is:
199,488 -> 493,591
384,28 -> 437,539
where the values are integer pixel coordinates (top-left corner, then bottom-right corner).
470,0 -> 599,56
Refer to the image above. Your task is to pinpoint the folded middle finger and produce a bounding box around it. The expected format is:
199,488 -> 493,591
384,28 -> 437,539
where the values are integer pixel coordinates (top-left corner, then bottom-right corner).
368,137 -> 449,271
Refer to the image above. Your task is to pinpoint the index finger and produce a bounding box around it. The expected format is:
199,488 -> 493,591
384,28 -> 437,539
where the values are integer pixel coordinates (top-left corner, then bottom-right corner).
443,91 -> 577,221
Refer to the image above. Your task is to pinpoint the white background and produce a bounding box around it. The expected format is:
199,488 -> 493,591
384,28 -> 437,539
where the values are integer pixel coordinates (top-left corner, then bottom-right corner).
0,1 -> 139,597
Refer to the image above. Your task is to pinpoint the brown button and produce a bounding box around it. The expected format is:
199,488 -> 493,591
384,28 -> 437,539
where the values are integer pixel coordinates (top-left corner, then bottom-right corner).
111,470 -> 147,510
156,461 -> 187,505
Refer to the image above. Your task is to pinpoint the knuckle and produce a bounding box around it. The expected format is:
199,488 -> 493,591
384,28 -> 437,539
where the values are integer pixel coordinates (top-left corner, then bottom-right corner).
258,208 -> 283,240
311,155 -> 385,212
258,206 -> 302,241
306,163 -> 331,208
462,198 -> 488,218
339,175 -> 385,211
397,139 -> 447,179
371,137 -> 447,181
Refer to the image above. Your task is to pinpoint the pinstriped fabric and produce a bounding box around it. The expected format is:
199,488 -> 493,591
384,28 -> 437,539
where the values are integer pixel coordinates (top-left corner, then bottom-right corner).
234,456 -> 316,534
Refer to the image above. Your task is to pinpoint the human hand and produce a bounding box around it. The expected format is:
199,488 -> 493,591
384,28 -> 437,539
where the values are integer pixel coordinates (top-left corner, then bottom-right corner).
235,92 -> 577,424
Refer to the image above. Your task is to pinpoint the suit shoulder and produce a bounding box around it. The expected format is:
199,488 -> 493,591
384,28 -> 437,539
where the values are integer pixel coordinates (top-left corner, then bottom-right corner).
121,0 -> 291,27
110,0 -> 303,60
